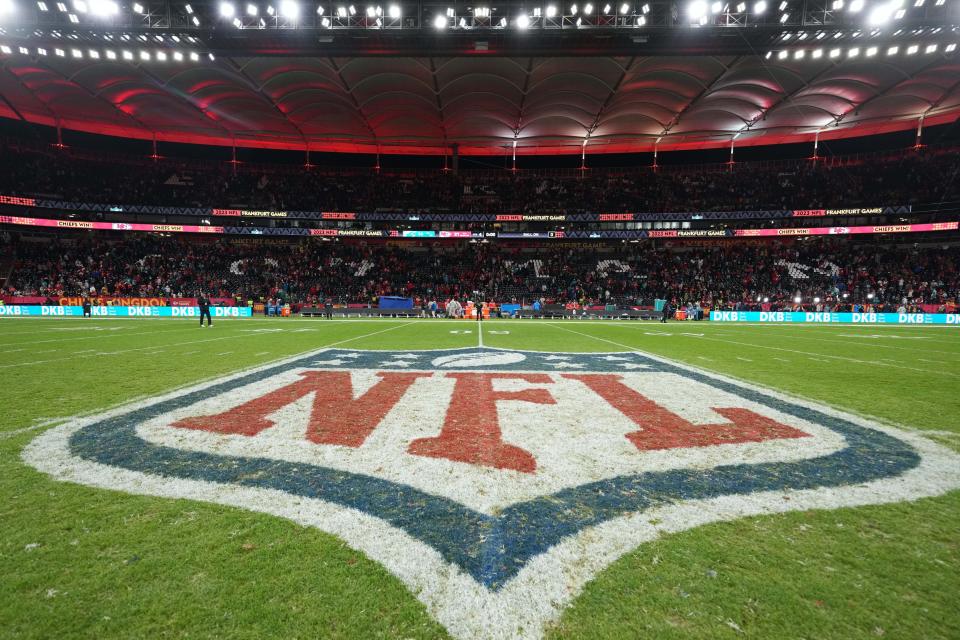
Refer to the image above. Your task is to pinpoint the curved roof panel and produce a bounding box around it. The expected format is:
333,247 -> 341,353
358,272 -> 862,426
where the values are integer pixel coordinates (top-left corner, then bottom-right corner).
1,53 -> 957,155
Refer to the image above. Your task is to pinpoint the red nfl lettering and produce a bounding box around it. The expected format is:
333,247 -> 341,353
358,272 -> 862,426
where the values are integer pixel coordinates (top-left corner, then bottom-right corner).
562,374 -> 810,450
171,371 -> 429,446
407,373 -> 554,473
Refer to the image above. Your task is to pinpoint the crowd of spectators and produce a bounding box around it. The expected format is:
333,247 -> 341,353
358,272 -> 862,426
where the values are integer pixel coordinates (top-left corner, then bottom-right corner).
0,142 -> 958,214
4,233 -> 958,311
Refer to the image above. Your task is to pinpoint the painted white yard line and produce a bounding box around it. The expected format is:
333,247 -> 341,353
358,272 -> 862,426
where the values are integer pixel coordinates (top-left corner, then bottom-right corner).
0,325 -> 210,351
254,351 -> 271,356
708,329 -> 959,356
1,322 -> 416,436
735,357 -> 753,362
478,321 -> 484,348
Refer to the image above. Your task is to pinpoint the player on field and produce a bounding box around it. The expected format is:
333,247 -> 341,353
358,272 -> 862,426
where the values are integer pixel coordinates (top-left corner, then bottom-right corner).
198,294 -> 213,327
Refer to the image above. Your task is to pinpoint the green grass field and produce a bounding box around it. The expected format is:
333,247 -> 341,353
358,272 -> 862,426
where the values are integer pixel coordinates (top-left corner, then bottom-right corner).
1,318 -> 958,639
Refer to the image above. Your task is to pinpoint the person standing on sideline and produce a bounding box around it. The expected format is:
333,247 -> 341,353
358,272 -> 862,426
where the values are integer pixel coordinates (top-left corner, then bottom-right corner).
82,296 -> 92,318
661,300 -> 672,323
198,293 -> 213,327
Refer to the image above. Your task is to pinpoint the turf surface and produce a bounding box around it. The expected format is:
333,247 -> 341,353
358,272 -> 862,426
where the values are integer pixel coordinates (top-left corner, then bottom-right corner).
1,318 -> 957,639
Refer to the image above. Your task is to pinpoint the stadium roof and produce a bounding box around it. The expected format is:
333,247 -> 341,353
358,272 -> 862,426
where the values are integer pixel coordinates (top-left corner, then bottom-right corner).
0,0 -> 958,156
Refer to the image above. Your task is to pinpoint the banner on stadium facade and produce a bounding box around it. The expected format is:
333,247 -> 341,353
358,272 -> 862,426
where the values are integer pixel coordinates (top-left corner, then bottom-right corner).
710,311 -> 960,324
0,305 -> 252,317
2,214 -> 957,241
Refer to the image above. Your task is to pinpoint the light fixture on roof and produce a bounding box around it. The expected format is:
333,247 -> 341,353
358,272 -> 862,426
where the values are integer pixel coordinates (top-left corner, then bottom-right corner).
498,16 -> 506,25
866,45 -> 877,55
232,15 -> 241,25
105,49 -> 115,58
68,12 -> 78,21
132,1 -> 143,11
778,0 -> 785,9
139,50 -> 149,60
516,13 -> 530,28
365,5 -> 374,17
246,2 -> 257,14
946,43 -> 957,53
848,0 -> 863,11
336,5 -> 345,15
121,49 -> 132,58
794,48 -> 804,58
570,3 -> 578,14
779,11 -> 788,21
184,3 -> 192,13
886,44 -> 898,54
711,1 -> 721,12
619,2 -> 629,13
925,43 -> 937,53
687,0 -> 707,19
433,13 -> 446,28
37,46 -> 47,54
906,43 -> 918,54
829,47 -> 841,57
189,51 -> 199,60
603,3 -> 611,14
279,0 -> 298,18
37,1 -> 48,10
387,3 -> 398,17
156,50 -> 166,60
584,2 -> 594,13
848,46 -> 859,56
736,2 -> 745,10
777,49 -> 787,58
191,15 -> 199,24
635,14 -> 645,23
831,0 -> 842,7
812,47 -> 822,57
88,48 -> 98,57
320,15 -> 329,24
752,0 -> 765,12
219,1 -> 235,17
545,4 -> 556,16
71,47 -> 82,57
641,2 -> 649,11
89,0 -> 117,15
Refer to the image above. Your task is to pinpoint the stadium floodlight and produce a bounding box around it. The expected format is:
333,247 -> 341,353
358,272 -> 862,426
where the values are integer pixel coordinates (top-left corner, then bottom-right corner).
867,0 -> 902,25
336,5 -> 345,15
189,51 -> 199,60
219,1 -> 235,17
925,43 -> 937,53
619,2 -> 629,13
68,12 -> 78,21
906,43 -> 918,54
866,45 -> 877,55
72,0 -> 86,11
812,47 -> 822,57
829,47 -> 841,57
570,3 -> 577,14
89,0 -> 117,15
794,296 -> 802,303
848,0 -> 863,11
71,47 -> 82,57
753,0 -> 766,12
55,47 -> 65,55
121,49 -> 132,58
246,2 -> 257,14
433,13 -> 446,28
887,45 -> 898,54
848,46 -> 859,56
947,43 -> 957,53
0,45 -> 10,54
174,50 -> 184,60
777,49 -> 787,58
132,1 -> 143,11
516,13 -> 530,27
584,2 -> 593,13
641,2 -> 649,11
736,1 -> 745,10
0,0 -> 14,14
279,0 -> 298,18
37,46 -> 47,54
37,1 -> 48,9
320,15 -> 330,24
603,3 -> 611,14
365,5 -> 374,16
387,3 -> 399,17
635,14 -> 645,23
139,50 -> 150,60
687,0 -> 707,19
794,48 -> 804,58
545,3 -> 557,16
711,1 -> 721,12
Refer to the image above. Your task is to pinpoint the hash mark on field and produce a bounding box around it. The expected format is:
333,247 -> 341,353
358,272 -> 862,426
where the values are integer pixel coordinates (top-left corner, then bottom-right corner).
773,357 -> 789,362
807,357 -> 828,363
697,356 -> 714,362
216,352 -> 233,356
735,357 -> 753,362
255,351 -> 270,356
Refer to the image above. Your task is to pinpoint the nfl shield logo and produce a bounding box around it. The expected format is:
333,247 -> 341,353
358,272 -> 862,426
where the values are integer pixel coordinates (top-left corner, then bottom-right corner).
24,347 -> 960,639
